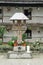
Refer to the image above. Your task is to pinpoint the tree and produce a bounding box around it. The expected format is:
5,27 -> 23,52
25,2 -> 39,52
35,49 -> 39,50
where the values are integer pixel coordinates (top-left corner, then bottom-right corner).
0,26 -> 6,42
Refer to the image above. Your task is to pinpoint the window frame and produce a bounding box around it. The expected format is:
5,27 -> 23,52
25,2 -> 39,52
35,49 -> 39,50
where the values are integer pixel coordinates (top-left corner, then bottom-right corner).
0,8 -> 3,19
24,9 -> 32,20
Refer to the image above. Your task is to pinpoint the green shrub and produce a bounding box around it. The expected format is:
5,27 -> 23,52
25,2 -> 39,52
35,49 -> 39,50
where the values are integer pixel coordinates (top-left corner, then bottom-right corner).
0,26 -> 6,36
8,40 -> 14,46
22,34 -> 27,41
0,40 -> 2,45
26,42 -> 33,46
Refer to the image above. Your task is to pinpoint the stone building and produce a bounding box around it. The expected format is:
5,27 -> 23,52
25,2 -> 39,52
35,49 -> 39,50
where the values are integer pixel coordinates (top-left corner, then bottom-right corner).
0,0 -> 43,43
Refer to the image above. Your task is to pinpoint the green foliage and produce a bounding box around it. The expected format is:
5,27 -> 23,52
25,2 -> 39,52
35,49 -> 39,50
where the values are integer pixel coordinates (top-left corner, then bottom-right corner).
8,40 -> 14,46
20,41 -> 24,44
0,26 -> 6,37
0,44 -> 13,52
20,41 -> 33,46
22,34 -> 27,41
0,40 -> 2,45
26,42 -> 29,45
8,36 -> 18,46
26,42 -> 33,46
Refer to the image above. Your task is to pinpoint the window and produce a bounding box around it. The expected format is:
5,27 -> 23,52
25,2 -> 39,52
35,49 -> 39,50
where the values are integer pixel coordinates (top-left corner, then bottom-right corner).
0,8 -> 3,19
0,9 -> 2,13
24,9 -> 32,20
25,28 -> 32,39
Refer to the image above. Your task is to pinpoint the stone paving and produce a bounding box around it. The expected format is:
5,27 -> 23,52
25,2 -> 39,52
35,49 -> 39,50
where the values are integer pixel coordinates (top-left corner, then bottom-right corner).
0,53 -> 43,65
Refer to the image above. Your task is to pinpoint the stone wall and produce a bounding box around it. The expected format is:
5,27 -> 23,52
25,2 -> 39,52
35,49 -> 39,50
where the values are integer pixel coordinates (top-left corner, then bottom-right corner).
1,7 -> 43,42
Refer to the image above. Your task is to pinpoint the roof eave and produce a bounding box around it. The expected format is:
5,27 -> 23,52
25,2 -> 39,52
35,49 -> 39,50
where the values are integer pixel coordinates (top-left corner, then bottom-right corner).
0,2 -> 43,7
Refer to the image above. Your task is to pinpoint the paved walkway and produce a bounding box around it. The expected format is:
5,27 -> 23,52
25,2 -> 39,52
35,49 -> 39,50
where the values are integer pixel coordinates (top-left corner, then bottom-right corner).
0,53 -> 43,65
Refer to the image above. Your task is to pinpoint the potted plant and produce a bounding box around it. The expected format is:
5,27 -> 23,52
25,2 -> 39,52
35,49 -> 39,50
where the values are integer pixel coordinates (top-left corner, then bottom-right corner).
21,41 -> 26,46
14,40 -> 18,46
11,36 -> 18,46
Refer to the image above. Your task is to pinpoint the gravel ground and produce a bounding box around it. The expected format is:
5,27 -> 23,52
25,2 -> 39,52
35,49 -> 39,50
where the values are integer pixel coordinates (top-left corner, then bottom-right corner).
0,53 -> 43,65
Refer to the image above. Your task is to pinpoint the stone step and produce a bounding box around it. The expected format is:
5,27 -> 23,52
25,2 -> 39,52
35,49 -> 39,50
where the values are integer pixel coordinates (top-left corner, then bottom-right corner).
7,51 -> 32,59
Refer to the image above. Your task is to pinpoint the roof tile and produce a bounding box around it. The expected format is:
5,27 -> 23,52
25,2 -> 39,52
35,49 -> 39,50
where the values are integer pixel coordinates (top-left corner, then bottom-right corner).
0,0 -> 43,2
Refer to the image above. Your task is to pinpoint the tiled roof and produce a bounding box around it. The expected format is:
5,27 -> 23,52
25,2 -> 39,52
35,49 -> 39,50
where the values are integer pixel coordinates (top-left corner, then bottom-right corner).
0,0 -> 43,2
0,0 -> 43,6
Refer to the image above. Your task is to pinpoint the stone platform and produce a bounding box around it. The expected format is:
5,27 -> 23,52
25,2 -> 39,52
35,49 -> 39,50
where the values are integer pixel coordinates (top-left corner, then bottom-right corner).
7,51 -> 32,59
